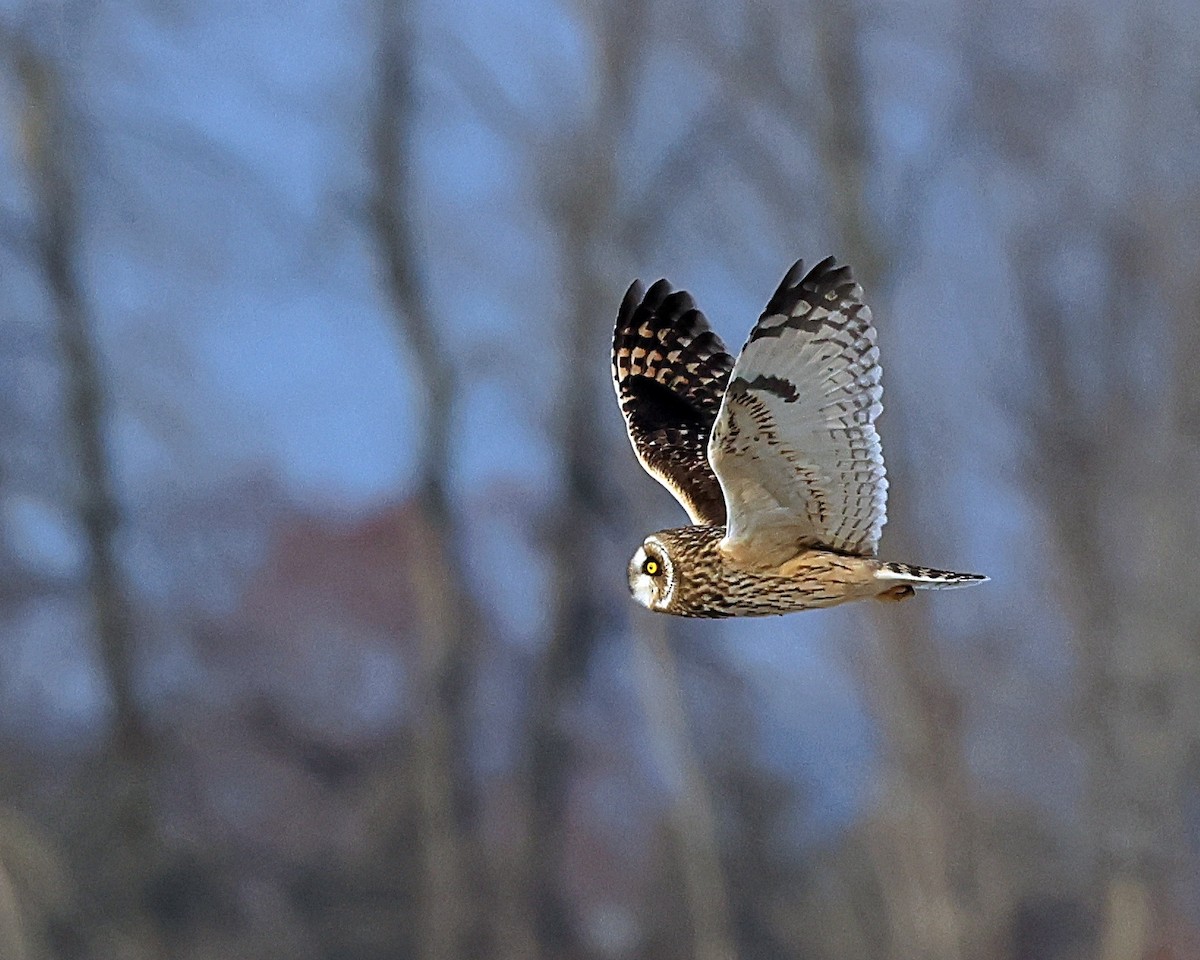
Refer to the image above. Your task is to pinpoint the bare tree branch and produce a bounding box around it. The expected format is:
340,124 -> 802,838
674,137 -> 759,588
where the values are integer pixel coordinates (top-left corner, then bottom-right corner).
965,5 -> 1200,954
15,36 -> 168,960
369,4 -> 486,958
797,4 -> 991,957
632,619 -> 737,960
524,5 -> 733,958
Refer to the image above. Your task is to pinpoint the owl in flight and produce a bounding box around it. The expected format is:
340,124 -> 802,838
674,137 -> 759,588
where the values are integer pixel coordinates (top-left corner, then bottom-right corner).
613,257 -> 987,617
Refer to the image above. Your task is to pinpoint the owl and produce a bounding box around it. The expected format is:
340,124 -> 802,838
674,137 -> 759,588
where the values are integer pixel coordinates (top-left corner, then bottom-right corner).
612,256 -> 987,617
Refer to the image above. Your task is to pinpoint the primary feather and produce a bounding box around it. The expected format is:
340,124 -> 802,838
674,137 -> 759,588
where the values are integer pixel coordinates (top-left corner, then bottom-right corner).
612,256 -> 987,617
612,279 -> 735,524
708,258 -> 888,565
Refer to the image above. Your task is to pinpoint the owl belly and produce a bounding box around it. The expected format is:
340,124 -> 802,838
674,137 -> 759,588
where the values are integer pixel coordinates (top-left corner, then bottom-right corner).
715,548 -> 880,615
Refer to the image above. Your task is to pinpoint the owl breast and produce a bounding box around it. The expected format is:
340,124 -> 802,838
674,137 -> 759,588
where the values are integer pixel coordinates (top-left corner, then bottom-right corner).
650,525 -> 877,617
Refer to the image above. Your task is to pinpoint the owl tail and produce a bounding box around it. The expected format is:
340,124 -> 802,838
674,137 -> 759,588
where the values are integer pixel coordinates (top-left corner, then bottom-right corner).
876,562 -> 989,590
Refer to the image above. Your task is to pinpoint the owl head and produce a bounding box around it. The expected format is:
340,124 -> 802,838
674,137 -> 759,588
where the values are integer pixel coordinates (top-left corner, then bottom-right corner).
628,537 -> 676,612
627,525 -> 740,617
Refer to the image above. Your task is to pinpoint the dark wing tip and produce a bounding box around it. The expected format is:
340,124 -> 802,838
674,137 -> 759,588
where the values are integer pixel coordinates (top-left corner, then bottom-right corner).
659,288 -> 698,324
619,279 -> 646,326
781,258 -> 806,288
803,256 -> 854,289
763,255 -> 860,317
612,272 -> 732,383
644,278 -> 674,307
764,260 -> 804,315
610,273 -> 733,526
690,329 -> 731,361
615,278 -> 709,347
617,277 -> 678,333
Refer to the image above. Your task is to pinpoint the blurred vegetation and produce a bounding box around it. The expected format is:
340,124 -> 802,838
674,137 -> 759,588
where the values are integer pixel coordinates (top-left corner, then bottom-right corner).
1,0 -> 1199,959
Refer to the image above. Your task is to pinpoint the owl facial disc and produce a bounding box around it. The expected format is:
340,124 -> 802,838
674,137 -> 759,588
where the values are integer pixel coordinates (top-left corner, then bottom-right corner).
628,546 -> 656,609
628,540 -> 674,611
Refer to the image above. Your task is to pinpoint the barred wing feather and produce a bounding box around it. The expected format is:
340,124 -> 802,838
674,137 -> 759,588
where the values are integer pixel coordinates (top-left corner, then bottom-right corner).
708,258 -> 888,564
613,279 -> 735,525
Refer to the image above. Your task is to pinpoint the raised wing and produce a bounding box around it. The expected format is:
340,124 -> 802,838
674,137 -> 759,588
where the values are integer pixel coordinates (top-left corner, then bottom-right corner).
708,258 -> 887,564
613,279 -> 735,525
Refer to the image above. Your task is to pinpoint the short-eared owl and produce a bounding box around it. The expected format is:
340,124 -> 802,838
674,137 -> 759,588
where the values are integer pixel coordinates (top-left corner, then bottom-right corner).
613,257 -> 987,617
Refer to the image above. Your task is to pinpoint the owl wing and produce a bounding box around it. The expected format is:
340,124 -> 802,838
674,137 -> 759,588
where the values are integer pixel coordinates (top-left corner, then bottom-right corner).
613,279 -> 736,525
708,258 -> 887,565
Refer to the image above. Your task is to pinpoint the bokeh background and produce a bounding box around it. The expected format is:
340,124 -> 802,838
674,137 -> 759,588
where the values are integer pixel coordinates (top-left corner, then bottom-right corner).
1,0 -> 1198,958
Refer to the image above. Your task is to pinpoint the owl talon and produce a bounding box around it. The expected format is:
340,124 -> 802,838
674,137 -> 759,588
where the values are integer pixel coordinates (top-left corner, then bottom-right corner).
876,584 -> 915,602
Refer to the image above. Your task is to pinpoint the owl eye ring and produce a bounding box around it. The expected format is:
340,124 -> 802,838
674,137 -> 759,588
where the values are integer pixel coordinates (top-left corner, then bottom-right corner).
614,257 -> 989,617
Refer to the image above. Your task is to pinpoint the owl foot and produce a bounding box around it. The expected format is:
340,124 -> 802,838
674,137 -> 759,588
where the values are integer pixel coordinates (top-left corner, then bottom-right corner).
876,584 -> 915,602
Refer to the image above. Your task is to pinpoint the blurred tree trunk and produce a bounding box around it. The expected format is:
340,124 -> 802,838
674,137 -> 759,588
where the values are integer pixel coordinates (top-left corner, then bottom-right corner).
0,860 -> 26,960
524,5 -> 642,954
631,620 -> 737,960
808,4 -> 987,958
1011,224 -> 1200,960
526,5 -> 732,958
16,41 -> 165,960
370,5 -> 486,958
964,6 -> 1200,951
529,135 -> 627,956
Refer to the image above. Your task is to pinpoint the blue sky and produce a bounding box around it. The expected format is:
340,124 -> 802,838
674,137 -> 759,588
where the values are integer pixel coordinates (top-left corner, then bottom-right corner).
2,0 -> 1133,832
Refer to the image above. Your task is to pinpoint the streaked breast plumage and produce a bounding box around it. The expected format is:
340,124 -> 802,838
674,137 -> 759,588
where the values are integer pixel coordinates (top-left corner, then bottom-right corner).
612,257 -> 987,617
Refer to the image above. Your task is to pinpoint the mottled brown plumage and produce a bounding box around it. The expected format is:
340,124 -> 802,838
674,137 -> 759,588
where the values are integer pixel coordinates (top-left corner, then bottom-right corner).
628,526 -> 983,618
612,279 -> 734,524
614,257 -> 988,617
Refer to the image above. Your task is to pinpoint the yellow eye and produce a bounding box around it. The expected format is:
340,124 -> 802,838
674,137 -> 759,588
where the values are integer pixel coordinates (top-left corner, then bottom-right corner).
643,559 -> 659,576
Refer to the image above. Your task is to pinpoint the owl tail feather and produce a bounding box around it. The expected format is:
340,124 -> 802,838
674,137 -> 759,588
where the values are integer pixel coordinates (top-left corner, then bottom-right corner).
876,562 -> 989,590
